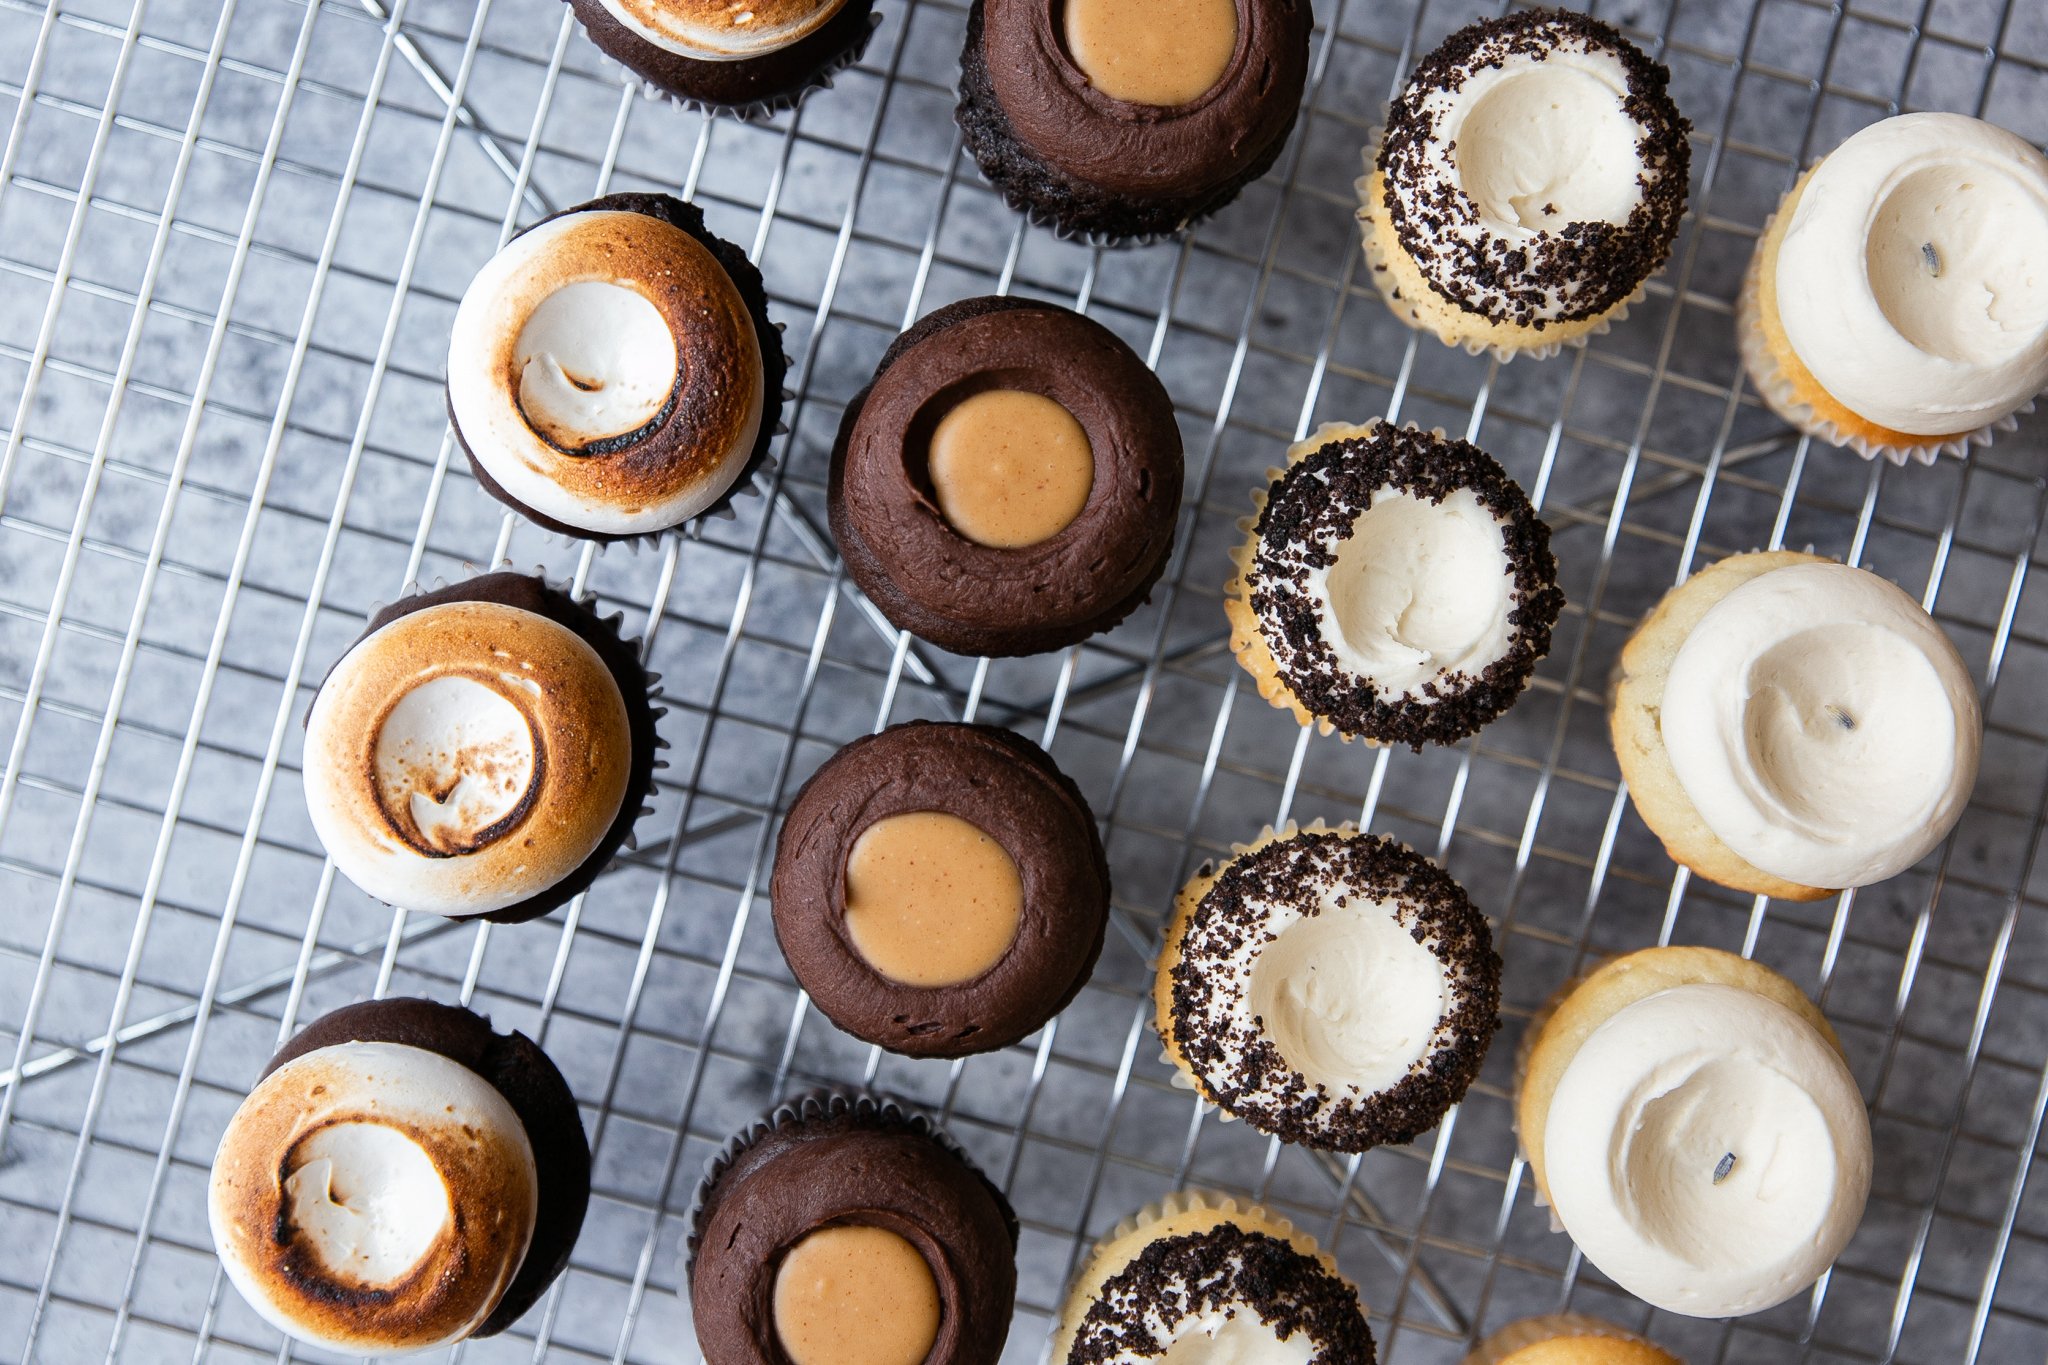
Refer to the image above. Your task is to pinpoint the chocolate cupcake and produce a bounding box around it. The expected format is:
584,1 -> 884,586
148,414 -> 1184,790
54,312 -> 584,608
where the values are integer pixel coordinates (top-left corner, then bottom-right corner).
771,720 -> 1109,1057
208,998 -> 590,1353
830,296 -> 1182,656
568,0 -> 877,115
1227,421 -> 1563,748
1156,823 -> 1501,1152
688,1090 -> 1018,1365
957,0 -> 1310,241
447,193 -> 786,541
302,571 -> 659,924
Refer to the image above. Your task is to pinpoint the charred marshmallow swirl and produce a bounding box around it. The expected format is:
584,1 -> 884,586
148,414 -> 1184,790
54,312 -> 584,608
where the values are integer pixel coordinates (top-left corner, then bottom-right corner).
1660,561 -> 1981,888
304,599 -> 634,917
448,207 -> 764,536
208,1042 -> 540,1353
594,0 -> 848,58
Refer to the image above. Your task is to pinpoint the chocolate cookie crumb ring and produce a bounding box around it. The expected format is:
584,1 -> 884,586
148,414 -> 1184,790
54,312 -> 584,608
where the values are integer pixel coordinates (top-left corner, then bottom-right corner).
566,0 -> 878,117
771,720 -> 1110,1057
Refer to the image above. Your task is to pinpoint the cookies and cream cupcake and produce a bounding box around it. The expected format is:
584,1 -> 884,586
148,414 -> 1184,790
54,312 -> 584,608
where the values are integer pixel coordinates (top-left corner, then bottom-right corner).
209,998 -> 590,1353
1738,111 -> 2048,463
1358,9 -> 1690,359
303,571 -> 659,923
1227,421 -> 1563,748
1516,946 -> 1871,1319
1610,550 -> 1981,900
1051,1191 -> 1375,1364
1156,823 -> 1501,1152
568,0 -> 876,114
1463,1315 -> 1680,1365
447,194 -> 785,540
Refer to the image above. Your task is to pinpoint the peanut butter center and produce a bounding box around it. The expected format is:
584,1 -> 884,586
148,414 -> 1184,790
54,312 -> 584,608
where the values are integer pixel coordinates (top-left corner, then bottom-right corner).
771,1225 -> 940,1365
927,389 -> 1093,549
1062,0 -> 1238,108
843,811 -> 1024,987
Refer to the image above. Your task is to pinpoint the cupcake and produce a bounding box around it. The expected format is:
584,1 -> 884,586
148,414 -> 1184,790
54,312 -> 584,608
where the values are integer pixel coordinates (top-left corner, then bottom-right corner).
1609,550 -> 1981,900
1516,946 -> 1871,1319
688,1090 -> 1018,1365
771,721 -> 1109,1057
1051,1191 -> 1375,1364
302,571 -> 659,923
1156,823 -> 1501,1152
1737,111 -> 2048,463
447,193 -> 786,541
1464,1315 -> 1681,1365
566,0 -> 877,115
830,296 -> 1183,656
1357,9 -> 1690,359
956,0 -> 1310,241
1227,421 -> 1564,748
208,998 -> 590,1353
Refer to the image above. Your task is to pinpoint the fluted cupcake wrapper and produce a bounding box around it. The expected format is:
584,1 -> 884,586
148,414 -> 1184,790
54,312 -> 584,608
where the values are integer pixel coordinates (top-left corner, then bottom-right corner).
1462,1313 -> 1666,1365
579,11 -> 880,123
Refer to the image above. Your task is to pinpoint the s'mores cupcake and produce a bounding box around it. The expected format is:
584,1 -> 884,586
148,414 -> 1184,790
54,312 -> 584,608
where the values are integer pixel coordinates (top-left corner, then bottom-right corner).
1051,1192 -> 1375,1364
1463,1315 -> 1681,1365
1227,421 -> 1563,748
1517,947 -> 1872,1319
1359,10 -> 1690,359
1738,111 -> 2048,463
1156,824 -> 1501,1152
448,194 -> 786,541
209,999 -> 590,1353
1610,551 -> 1981,900
567,0 -> 877,114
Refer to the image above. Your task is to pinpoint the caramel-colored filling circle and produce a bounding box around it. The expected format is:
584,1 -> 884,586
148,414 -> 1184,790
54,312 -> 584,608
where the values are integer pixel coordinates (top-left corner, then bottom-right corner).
927,389 -> 1094,549
843,812 -> 1024,987
1062,0 -> 1238,107
771,1225 -> 940,1365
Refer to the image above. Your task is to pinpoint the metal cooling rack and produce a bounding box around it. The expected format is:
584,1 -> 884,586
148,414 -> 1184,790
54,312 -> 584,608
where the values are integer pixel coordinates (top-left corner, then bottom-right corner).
3,0 -> 2048,1358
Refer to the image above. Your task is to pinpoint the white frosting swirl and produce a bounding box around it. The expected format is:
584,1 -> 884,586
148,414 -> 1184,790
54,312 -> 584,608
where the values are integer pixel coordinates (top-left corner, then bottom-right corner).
1660,561 -> 1980,888
1775,112 -> 2048,435
1542,983 -> 1872,1318
1152,1311 -> 1314,1364
593,0 -> 848,60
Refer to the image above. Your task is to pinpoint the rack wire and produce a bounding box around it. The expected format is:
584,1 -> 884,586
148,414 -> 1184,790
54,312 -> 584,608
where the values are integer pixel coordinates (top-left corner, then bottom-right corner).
2,0 -> 2047,1357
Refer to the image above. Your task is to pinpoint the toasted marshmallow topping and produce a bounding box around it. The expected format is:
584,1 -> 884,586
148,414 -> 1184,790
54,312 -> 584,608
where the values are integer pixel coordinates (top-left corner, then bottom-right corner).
449,209 -> 764,536
593,0 -> 848,60
1776,113 -> 2048,435
1660,561 -> 1981,888
1541,984 -> 1872,1318
304,599 -> 634,917
209,1041 -> 539,1354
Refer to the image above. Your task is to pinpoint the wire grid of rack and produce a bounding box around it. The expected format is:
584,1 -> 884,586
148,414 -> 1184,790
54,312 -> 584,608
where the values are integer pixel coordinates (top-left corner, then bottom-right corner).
3,0 -> 2048,1356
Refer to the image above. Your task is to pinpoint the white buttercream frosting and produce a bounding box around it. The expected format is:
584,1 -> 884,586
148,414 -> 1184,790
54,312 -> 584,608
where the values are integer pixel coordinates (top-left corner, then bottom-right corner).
1660,561 -> 1981,888
1541,983 -> 1872,1318
1153,1310 -> 1315,1365
1775,112 -> 2048,435
593,0 -> 848,60
1442,50 -> 1643,233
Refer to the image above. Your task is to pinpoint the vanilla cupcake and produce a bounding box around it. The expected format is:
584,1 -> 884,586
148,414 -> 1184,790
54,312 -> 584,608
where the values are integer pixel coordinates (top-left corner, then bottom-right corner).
303,571 -> 659,923
447,194 -> 785,540
209,998 -> 590,1353
1156,823 -> 1500,1152
1610,550 -> 1981,900
1052,1191 -> 1375,1364
1464,1315 -> 1680,1365
1358,9 -> 1690,359
1227,421 -> 1563,748
1516,946 -> 1871,1319
1738,112 -> 2048,463
567,0 -> 877,115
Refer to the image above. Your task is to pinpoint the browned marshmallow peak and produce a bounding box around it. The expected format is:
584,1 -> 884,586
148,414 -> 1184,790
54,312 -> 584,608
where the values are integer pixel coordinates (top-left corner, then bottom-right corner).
303,598 -> 634,917
1062,0 -> 1239,106
208,1041 -> 540,1353
843,811 -> 1025,987
772,1224 -> 943,1365
927,388 -> 1095,548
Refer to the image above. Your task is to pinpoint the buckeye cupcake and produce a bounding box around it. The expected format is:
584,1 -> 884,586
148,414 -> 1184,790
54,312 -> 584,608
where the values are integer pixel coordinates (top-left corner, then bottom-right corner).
1156,823 -> 1501,1152
1051,1191 -> 1375,1364
1228,421 -> 1563,748
1610,550 -> 1981,900
568,0 -> 876,115
1358,9 -> 1690,359
830,296 -> 1182,656
956,0 -> 1310,241
1464,1316 -> 1681,1365
771,720 -> 1108,1057
1738,111 -> 2048,463
303,571 -> 658,923
447,193 -> 785,540
208,998 -> 590,1353
688,1090 -> 1018,1365
1517,946 -> 1871,1318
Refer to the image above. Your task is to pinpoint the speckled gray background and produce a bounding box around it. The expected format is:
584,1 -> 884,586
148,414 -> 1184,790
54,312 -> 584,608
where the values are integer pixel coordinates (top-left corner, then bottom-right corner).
3,0 -> 2048,1359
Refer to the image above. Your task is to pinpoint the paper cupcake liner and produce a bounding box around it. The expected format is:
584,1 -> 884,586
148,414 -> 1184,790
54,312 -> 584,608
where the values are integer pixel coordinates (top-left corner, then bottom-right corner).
1463,1313 -> 1666,1365
585,10 -> 881,123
